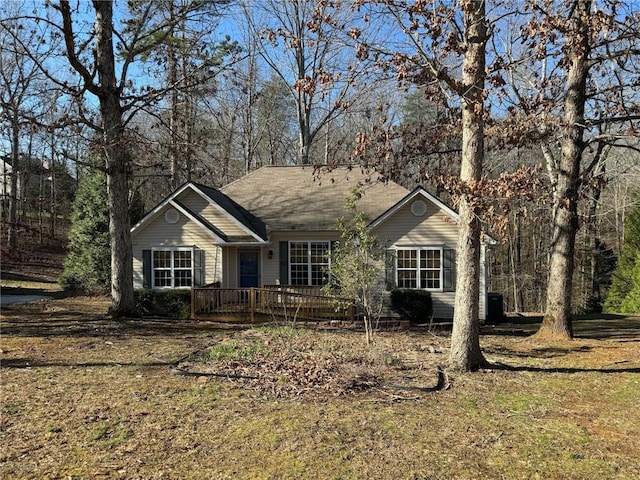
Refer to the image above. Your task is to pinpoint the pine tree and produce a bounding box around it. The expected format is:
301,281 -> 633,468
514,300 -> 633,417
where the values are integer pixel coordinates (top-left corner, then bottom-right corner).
619,253 -> 640,314
60,169 -> 111,294
605,190 -> 640,313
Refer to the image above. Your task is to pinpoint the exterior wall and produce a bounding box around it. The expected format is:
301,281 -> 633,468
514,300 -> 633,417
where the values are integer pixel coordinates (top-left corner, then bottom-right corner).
132,190 -> 488,320
178,189 -> 250,237
373,199 -> 459,247
373,197 -> 487,320
131,203 -> 222,289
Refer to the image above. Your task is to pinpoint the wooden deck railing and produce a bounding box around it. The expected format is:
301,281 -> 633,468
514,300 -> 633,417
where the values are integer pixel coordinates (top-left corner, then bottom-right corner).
191,286 -> 355,323
262,284 -> 324,297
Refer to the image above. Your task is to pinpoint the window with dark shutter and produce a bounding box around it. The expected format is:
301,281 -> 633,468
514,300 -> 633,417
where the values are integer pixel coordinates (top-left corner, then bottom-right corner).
142,249 -> 151,288
385,249 -> 397,290
279,241 -> 289,284
443,248 -> 456,291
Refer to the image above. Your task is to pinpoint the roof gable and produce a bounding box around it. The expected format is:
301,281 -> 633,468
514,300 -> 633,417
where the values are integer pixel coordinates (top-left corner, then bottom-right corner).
190,182 -> 267,241
368,186 -> 459,229
131,183 -> 267,243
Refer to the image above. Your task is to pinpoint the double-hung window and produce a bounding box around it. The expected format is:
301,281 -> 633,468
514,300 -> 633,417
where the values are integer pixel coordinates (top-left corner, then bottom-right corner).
396,247 -> 455,291
150,247 -> 202,288
289,241 -> 330,286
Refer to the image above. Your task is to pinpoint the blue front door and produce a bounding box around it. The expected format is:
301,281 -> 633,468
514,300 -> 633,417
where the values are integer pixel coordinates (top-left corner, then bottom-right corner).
239,250 -> 260,288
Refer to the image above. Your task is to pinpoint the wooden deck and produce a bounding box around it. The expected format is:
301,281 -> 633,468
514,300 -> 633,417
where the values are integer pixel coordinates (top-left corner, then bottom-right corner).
191,285 -> 355,324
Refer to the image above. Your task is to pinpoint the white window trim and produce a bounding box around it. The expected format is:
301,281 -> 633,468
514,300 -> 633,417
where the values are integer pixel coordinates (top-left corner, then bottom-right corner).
151,246 -> 195,289
396,246 -> 444,292
288,240 -> 331,286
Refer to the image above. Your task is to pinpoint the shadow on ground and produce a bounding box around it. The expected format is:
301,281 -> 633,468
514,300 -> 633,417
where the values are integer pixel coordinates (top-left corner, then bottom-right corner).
483,314 -> 640,341
0,313 -> 249,339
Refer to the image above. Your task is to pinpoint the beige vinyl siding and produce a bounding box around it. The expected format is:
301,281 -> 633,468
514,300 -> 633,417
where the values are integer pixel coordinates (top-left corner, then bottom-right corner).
224,248 -> 238,287
431,292 -> 455,319
373,197 -> 487,321
178,190 -> 249,238
373,199 -> 458,247
131,204 -> 222,289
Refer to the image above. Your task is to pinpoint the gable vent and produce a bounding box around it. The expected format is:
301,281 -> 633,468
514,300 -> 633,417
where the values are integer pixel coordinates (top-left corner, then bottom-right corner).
411,200 -> 427,217
165,208 -> 180,224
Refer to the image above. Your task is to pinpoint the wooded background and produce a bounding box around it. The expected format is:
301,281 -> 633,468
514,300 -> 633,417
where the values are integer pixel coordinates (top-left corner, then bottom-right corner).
1,0 -> 639,317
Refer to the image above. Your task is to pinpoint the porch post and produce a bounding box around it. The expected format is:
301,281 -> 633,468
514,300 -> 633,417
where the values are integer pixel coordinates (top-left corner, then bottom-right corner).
250,287 -> 255,323
191,288 -> 195,320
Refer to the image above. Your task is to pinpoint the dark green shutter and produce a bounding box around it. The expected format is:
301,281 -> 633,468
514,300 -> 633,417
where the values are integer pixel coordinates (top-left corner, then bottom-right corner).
193,249 -> 204,287
279,241 -> 289,284
385,249 -> 397,290
142,249 -> 152,288
443,248 -> 456,291
330,240 -> 339,256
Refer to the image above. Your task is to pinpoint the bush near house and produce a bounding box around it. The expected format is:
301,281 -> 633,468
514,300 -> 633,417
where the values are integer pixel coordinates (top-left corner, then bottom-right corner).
390,289 -> 433,324
134,289 -> 191,319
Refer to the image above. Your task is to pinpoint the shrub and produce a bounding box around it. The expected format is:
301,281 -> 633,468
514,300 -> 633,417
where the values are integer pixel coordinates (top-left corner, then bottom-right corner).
390,289 -> 433,324
59,168 -> 110,294
135,289 -> 191,319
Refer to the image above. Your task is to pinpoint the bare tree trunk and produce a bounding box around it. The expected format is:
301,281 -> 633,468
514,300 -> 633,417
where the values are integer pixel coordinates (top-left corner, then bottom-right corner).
168,0 -> 180,189
298,91 -> 312,165
7,113 -> 19,248
49,131 -> 56,237
92,0 -> 135,317
449,0 -> 487,372
536,1 -> 591,340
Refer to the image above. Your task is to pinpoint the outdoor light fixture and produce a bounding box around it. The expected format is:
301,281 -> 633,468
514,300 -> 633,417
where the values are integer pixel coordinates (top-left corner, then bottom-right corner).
268,250 -> 273,259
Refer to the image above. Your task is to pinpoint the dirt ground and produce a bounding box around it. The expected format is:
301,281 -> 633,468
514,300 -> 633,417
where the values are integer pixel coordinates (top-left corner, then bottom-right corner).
1,294 -> 640,479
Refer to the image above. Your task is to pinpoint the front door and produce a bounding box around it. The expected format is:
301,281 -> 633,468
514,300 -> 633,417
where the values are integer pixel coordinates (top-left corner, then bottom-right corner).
239,249 -> 260,288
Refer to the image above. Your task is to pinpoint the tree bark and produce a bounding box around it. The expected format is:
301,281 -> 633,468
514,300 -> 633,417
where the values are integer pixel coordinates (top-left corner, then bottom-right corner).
448,0 -> 487,372
168,0 -> 180,190
92,0 -> 136,317
7,112 -> 19,248
536,1 -> 591,340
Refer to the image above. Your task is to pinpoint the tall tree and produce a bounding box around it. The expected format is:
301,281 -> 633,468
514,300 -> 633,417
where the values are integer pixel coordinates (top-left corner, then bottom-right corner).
508,0 -> 640,339
58,0 -> 135,316
351,0 -> 491,371
539,0 -> 591,338
246,0 -> 371,164
129,0 -> 236,189
448,0 -> 488,371
60,167 -> 110,294
0,3 -> 55,247
9,0 -> 228,316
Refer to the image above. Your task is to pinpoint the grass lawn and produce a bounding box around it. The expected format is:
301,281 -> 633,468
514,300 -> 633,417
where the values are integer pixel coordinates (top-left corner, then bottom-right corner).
1,296 -> 639,479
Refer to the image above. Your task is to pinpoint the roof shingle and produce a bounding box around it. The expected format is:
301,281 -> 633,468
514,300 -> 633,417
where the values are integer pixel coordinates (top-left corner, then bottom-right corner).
220,166 -> 410,233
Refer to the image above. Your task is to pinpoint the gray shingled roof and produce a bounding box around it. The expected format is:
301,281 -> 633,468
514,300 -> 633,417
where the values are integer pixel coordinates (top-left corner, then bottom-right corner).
220,166 -> 411,233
